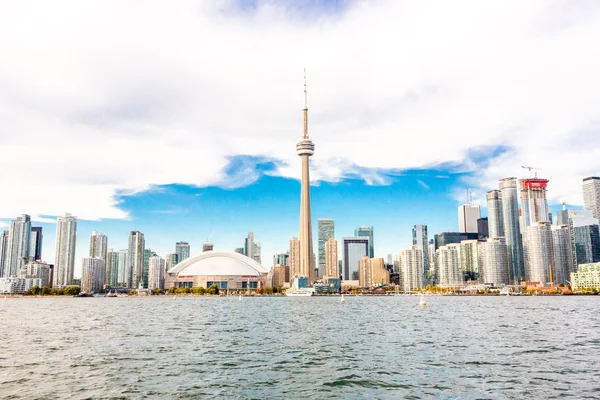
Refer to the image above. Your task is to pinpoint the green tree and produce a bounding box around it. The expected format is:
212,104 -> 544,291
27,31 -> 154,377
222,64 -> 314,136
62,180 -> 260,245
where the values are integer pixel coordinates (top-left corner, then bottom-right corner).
64,286 -> 80,296
264,287 -> 273,295
129,289 -> 137,296
207,284 -> 219,295
168,286 -> 176,294
41,286 -> 51,296
29,285 -> 41,295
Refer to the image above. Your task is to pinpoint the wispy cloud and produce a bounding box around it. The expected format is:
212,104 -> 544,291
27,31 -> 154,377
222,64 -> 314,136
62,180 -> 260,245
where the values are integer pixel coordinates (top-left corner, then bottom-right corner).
417,180 -> 430,190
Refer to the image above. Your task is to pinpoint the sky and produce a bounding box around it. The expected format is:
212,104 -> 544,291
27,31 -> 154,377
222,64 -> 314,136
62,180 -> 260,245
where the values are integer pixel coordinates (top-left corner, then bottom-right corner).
1,0 -> 599,276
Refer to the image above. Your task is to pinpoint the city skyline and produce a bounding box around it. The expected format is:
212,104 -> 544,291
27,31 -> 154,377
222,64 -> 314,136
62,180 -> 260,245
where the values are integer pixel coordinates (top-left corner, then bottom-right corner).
1,1 -> 600,278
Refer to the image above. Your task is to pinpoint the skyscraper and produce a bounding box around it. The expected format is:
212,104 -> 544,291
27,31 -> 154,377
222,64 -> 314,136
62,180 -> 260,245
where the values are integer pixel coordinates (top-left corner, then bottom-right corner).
4,215 -> 31,278
53,213 -> 77,288
412,225 -> 429,275
324,237 -> 338,278
244,232 -> 261,262
399,245 -> 424,292
296,72 -> 316,282
499,177 -> 525,284
480,237 -> 509,285
175,242 -> 190,264
458,204 -> 481,234
29,227 -> 43,261
477,218 -> 489,239
117,249 -> 128,287
318,219 -> 335,279
89,231 -> 108,283
518,177 -> 550,229
273,252 -> 289,267
106,248 -> 119,287
342,237 -> 369,280
81,257 -> 105,293
460,240 -> 481,282
358,257 -> 389,288
551,225 -> 573,285
355,226 -> 374,258
0,231 -> 8,278
566,210 -> 600,269
166,253 -> 178,272
524,221 -> 553,283
148,255 -> 165,290
486,190 -> 504,238
127,231 -> 145,288
583,177 -> 600,220
143,248 -> 157,289
289,237 -> 300,279
437,244 -> 462,287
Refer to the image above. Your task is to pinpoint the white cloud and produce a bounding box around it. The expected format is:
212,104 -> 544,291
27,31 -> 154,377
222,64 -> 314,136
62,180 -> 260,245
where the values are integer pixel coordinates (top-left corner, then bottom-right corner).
1,0 -> 599,219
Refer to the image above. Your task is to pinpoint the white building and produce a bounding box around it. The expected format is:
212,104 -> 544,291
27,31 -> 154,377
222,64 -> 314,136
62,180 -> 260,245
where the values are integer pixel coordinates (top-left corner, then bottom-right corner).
54,213 -> 77,288
458,204 -> 481,234
148,255 -> 165,290
0,277 -> 42,294
117,249 -> 128,287
486,190 -> 504,238
19,260 -> 52,287
128,231 -> 145,288
4,215 -> 31,278
0,231 -> 9,278
89,231 -> 108,281
524,222 -> 553,283
571,262 -> 600,290
412,225 -> 430,274
480,237 -> 509,286
583,177 -> 600,220
81,257 -> 106,293
399,245 -> 424,292
106,249 -> 119,287
437,244 -> 463,287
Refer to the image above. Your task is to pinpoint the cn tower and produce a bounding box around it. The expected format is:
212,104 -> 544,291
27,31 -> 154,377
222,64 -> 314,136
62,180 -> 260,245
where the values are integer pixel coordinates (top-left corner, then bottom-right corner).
296,70 -> 316,282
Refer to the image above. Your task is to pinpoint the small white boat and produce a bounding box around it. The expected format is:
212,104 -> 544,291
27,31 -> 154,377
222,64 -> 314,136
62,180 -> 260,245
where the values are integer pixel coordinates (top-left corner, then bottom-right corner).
238,295 -> 242,301
340,294 -> 345,303
419,293 -> 427,307
173,295 -> 177,299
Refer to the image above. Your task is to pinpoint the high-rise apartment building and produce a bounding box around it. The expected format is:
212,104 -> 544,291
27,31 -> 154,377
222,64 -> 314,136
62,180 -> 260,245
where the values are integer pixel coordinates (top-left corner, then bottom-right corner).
437,244 -> 462,287
105,249 -> 119,287
583,177 -> 600,220
399,245 -> 424,292
480,237 -> 509,285
273,252 -> 289,267
342,237 -> 370,280
4,215 -> 32,278
148,255 -> 165,290
519,177 -> 550,229
127,231 -> 145,288
324,237 -> 338,278
458,204 -> 481,234
19,260 -> 52,287
412,225 -> 429,274
524,221 -> 553,283
460,240 -> 481,282
81,257 -> 105,293
318,219 -> 335,279
289,237 -> 301,279
551,225 -> 573,285
486,190 -> 504,238
89,231 -> 108,283
117,249 -> 128,287
175,241 -> 190,264
0,231 -> 8,278
358,257 -> 389,288
54,213 -> 77,288
29,227 -> 43,261
566,210 -> 600,269
499,177 -> 525,284
166,253 -> 178,272
355,226 -> 374,258
143,248 -> 156,289
243,233 -> 262,265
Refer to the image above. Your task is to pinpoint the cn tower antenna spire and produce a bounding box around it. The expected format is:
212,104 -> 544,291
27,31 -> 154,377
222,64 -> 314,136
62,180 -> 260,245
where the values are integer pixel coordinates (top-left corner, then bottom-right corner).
303,68 -> 308,109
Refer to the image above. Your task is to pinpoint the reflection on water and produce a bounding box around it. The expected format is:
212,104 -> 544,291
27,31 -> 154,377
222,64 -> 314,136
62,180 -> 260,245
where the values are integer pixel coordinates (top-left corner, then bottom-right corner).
1,296 -> 599,398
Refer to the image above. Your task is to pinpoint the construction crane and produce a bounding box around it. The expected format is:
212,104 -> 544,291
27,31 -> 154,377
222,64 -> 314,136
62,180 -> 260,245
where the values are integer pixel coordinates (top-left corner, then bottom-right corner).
521,165 -> 541,178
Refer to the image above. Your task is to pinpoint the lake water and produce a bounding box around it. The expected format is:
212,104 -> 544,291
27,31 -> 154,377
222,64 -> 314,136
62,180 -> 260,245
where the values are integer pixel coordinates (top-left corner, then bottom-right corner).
1,296 -> 599,399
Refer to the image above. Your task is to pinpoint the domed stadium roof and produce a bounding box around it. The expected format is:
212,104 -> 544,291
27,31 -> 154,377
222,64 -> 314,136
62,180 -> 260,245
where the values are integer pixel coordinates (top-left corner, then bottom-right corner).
167,251 -> 268,276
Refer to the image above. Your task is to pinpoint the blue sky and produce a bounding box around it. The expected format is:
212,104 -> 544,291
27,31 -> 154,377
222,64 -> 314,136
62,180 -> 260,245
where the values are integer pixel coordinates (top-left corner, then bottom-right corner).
0,0 -> 598,276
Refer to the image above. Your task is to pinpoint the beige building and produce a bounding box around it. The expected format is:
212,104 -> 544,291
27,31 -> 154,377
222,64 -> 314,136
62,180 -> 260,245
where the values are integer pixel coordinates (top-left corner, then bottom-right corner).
289,237 -> 301,278
81,257 -> 105,293
358,257 -> 389,288
272,264 -> 290,287
19,260 -> 52,287
325,237 -> 338,278
400,245 -> 424,292
571,262 -> 600,290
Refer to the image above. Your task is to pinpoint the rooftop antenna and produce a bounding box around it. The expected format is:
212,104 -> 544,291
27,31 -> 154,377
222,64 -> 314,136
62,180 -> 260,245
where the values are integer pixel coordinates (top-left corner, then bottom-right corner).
302,68 -> 309,139
303,68 -> 308,109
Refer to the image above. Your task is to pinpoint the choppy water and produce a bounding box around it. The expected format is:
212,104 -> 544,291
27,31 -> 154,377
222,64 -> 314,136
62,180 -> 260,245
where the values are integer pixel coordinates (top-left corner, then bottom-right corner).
1,296 -> 600,399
